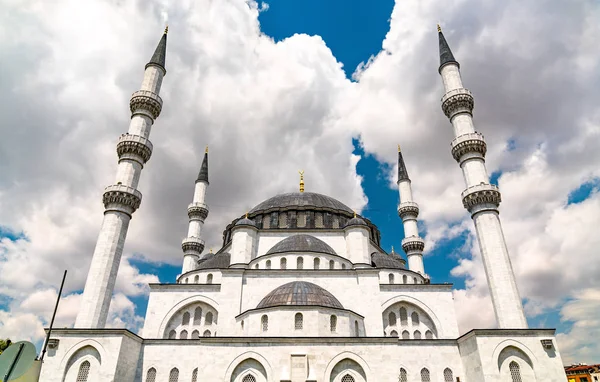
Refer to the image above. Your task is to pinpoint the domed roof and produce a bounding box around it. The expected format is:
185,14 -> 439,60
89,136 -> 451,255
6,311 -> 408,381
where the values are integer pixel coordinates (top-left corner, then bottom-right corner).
197,252 -> 231,270
266,234 -> 336,256
257,281 -> 344,309
235,217 -> 257,227
344,217 -> 367,227
249,192 -> 353,214
371,252 -> 406,269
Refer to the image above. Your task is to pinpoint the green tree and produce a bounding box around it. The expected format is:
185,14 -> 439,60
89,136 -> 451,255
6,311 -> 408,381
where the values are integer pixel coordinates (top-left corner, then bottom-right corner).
0,339 -> 12,355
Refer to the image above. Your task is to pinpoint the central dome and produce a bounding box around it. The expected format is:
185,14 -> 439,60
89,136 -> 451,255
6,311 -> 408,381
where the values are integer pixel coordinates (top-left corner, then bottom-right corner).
249,192 -> 353,214
257,281 -> 344,309
266,234 -> 337,256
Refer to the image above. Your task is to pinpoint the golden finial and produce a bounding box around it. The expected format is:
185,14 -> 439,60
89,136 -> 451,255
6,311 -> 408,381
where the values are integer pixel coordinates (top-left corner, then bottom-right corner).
353,210 -> 357,218
437,24 -> 441,32
245,212 -> 249,219
391,245 -> 395,252
298,170 -> 305,193
397,144 -> 401,152
164,25 -> 169,34
205,145 -> 208,154
209,248 -> 213,253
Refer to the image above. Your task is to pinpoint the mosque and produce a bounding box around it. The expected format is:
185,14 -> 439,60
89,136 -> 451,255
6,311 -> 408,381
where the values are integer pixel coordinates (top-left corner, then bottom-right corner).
39,26 -> 567,382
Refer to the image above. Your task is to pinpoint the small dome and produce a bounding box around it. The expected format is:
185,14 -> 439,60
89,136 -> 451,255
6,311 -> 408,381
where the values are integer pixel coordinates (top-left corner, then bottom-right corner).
257,281 -> 344,309
235,218 -> 257,227
344,217 -> 367,227
371,252 -> 406,270
197,252 -> 231,270
249,192 -> 353,214
266,234 -> 336,256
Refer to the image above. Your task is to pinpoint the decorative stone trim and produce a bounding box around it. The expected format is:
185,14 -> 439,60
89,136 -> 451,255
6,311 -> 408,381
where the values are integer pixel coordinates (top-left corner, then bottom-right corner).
451,132 -> 486,162
461,183 -> 501,212
402,237 -> 425,253
188,202 -> 209,221
102,184 -> 142,213
441,88 -> 474,119
397,202 -> 419,220
116,134 -> 153,164
130,90 -> 163,120
182,237 -> 205,254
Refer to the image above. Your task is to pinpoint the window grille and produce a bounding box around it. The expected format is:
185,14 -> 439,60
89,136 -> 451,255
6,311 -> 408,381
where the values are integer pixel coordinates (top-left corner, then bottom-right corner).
191,330 -> 199,339
420,368 -> 430,382
414,330 -> 421,339
389,274 -> 395,284
509,361 -> 522,382
297,257 -> 304,269
329,260 -> 335,270
262,315 -> 268,332
399,368 -> 408,382
182,312 -> 190,325
168,330 -> 176,339
399,307 -> 408,325
330,315 -> 337,332
205,312 -> 213,325
341,375 -> 355,382
314,258 -> 320,269
411,312 -> 420,325
295,313 -> 303,330
192,368 -> 198,382
266,260 -> 271,269
389,312 -> 397,326
169,368 -> 179,382
76,361 -> 90,382
281,258 -> 287,270
425,330 -> 433,339
444,368 -> 453,382
194,307 -> 202,325
402,330 -> 410,339
242,375 -> 256,382
207,274 -> 213,284
390,330 -> 398,337
146,367 -> 156,382
180,330 -> 188,339
203,330 -> 211,337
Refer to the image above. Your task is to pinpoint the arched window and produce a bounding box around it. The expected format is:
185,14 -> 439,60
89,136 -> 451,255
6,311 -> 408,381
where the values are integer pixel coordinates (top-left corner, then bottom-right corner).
329,260 -> 335,269
145,367 -> 156,382
402,330 -> 410,339
205,312 -> 213,325
314,258 -> 320,269
294,313 -> 303,330
207,274 -> 213,284
399,368 -> 408,382
194,275 -> 199,283
168,330 -> 176,339
185,278 -> 188,284
411,311 -> 420,325
354,320 -> 359,337
194,307 -> 202,325
342,263 -> 347,269
255,264 -> 259,269
414,330 -> 421,339
509,361 -> 522,382
399,307 -> 408,325
425,330 -> 433,339
281,258 -> 287,269
420,368 -> 430,382
444,368 -> 453,382
389,312 -> 397,326
242,376 -> 256,382
266,260 -> 271,269
389,274 -> 395,284
413,277 -> 417,284
182,312 -> 190,325
330,315 -> 337,332
169,368 -> 179,382
402,275 -> 407,284
191,330 -> 199,339
390,330 -> 398,337
180,330 -> 188,339
261,315 -> 268,331
297,257 -> 304,269
203,330 -> 211,337
192,368 -> 198,382
341,375 -> 355,382
76,360 -> 90,382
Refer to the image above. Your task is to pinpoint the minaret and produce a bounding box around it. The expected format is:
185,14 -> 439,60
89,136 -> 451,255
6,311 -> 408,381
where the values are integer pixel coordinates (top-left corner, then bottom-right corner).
181,147 -> 209,273
437,25 -> 527,328
75,29 -> 168,328
396,145 -> 426,275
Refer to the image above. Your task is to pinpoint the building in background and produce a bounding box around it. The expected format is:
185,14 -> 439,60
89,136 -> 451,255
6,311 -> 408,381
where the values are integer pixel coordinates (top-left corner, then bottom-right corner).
565,364 -> 600,382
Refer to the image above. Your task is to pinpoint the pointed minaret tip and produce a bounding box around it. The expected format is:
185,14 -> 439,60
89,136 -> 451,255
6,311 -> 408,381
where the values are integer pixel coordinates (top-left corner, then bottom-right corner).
164,25 -> 169,34
205,145 -> 208,153
196,149 -> 209,184
397,144 -> 401,152
146,29 -> 168,74
438,25 -> 459,73
437,24 -> 441,32
397,147 -> 410,183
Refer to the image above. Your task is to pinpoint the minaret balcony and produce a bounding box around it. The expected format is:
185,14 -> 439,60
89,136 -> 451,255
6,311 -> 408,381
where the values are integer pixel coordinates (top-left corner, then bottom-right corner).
117,134 -> 153,164
451,132 -> 487,162
401,237 -> 425,254
441,88 -> 474,119
182,237 -> 205,254
102,184 -> 142,215
188,202 -> 209,221
130,90 -> 163,120
461,183 -> 502,213
397,201 -> 419,220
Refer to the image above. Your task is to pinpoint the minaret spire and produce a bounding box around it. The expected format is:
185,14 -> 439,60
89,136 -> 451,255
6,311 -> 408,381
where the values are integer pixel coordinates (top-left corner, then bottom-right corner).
437,27 -> 527,328
299,170 -> 305,193
396,145 -> 426,276
182,148 -> 210,274
76,31 -> 168,328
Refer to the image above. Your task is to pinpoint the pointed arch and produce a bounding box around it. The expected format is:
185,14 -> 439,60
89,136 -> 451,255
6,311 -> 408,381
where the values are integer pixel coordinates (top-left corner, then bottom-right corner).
420,368 -> 430,382
443,368 -> 453,382
76,360 -> 90,382
145,367 -> 157,382
223,352 -> 273,382
169,368 -> 179,382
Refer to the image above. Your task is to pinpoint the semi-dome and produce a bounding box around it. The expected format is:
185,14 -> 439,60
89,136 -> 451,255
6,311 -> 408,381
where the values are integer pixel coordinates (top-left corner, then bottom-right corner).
197,252 -> 231,270
266,234 -> 336,256
249,192 -> 353,214
257,281 -> 344,309
371,252 -> 406,270
344,217 -> 367,227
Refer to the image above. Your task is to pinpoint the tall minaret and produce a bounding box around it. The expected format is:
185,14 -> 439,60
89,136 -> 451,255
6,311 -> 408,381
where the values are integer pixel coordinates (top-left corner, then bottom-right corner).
437,25 -> 527,328
75,29 -> 168,328
181,148 -> 209,273
396,145 -> 426,276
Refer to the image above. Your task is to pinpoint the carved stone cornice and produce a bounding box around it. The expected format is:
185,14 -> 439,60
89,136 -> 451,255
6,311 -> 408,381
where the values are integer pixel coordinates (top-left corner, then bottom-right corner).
182,237 -> 205,254
461,184 -> 501,213
188,202 -> 209,221
451,132 -> 487,162
402,237 -> 425,253
441,88 -> 474,119
397,202 -> 419,220
130,90 -> 163,120
102,184 -> 142,215
116,134 -> 153,164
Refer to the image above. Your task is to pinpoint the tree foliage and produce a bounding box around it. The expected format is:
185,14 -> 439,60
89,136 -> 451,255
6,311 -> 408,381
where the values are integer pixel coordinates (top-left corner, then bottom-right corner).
0,339 -> 12,355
